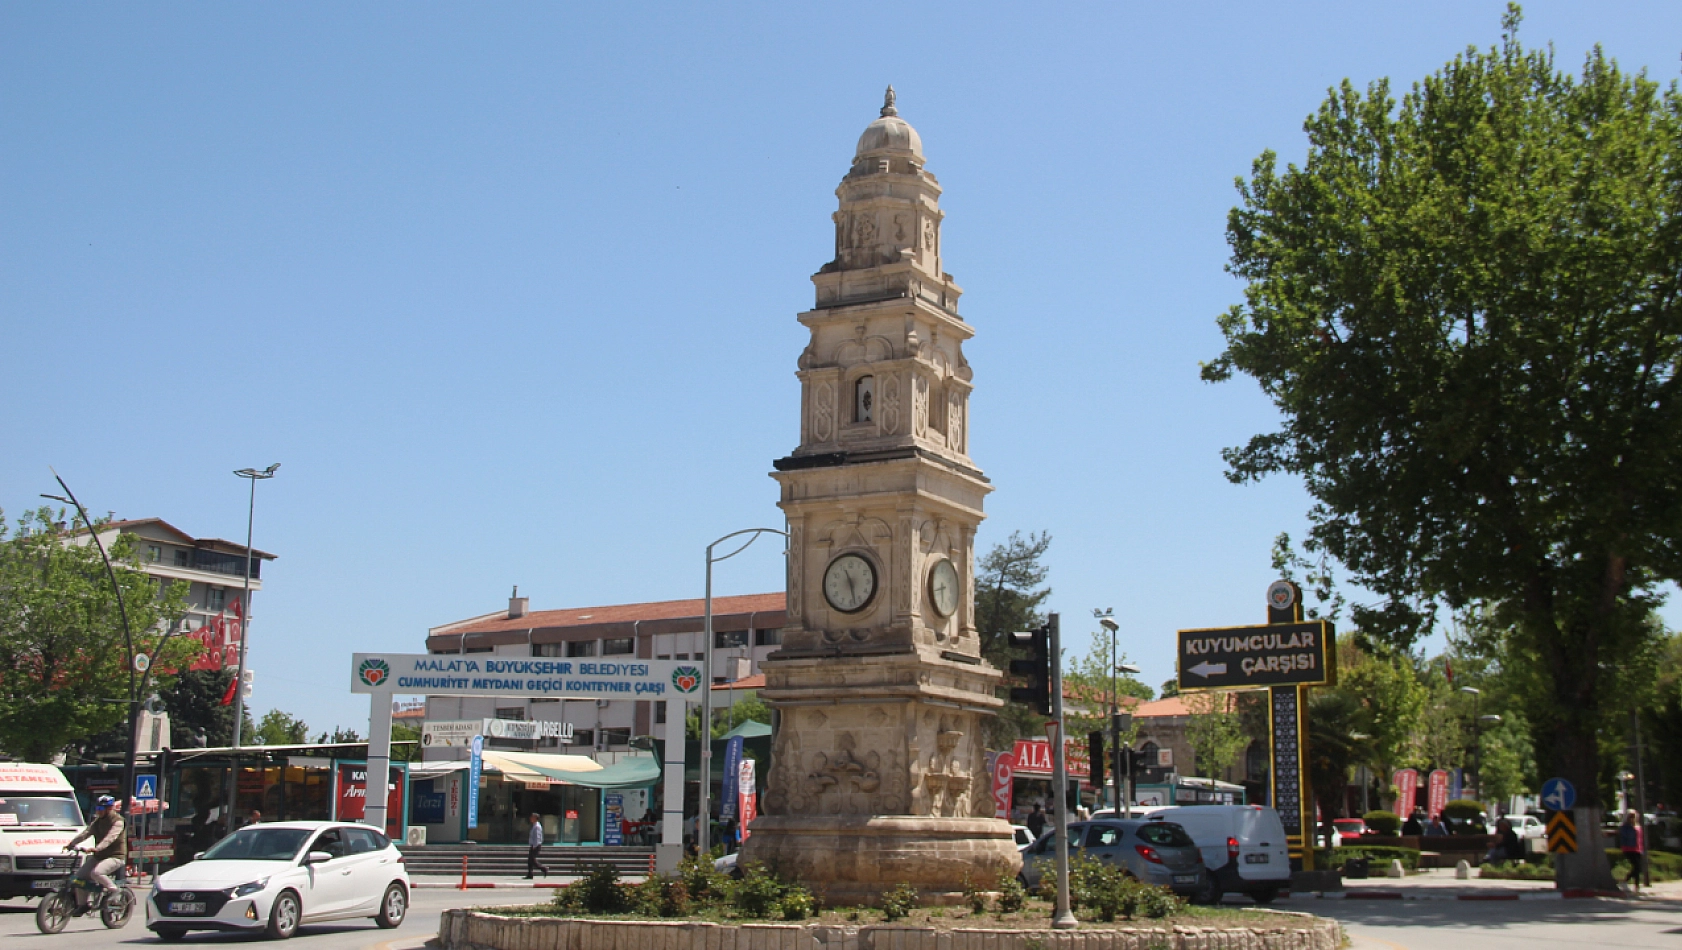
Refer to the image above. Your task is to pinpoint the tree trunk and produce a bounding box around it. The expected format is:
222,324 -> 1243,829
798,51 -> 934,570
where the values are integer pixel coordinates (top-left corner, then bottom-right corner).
1555,807 -> 1618,892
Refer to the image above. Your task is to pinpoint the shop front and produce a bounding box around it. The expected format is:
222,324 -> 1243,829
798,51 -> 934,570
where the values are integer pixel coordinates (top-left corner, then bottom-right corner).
406,750 -> 658,846
993,738 -> 1096,823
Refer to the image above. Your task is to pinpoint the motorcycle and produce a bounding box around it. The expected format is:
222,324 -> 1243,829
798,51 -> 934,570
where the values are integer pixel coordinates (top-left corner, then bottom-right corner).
34,848 -> 134,934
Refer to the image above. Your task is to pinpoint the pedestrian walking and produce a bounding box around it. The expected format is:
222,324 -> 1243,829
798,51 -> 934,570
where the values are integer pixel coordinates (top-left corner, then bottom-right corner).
1617,810 -> 1645,892
525,813 -> 549,879
1026,803 -> 1046,839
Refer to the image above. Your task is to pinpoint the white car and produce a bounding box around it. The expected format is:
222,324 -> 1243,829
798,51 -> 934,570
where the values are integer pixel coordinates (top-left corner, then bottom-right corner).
146,821 -> 409,940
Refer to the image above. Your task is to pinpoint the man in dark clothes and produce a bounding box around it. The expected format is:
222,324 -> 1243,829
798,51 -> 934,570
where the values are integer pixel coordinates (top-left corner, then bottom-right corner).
1026,803 -> 1046,839
524,813 -> 549,878
1402,810 -> 1424,836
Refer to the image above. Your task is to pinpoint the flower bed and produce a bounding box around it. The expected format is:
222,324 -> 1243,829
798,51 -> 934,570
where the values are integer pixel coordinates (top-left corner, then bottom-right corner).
437,908 -> 1343,950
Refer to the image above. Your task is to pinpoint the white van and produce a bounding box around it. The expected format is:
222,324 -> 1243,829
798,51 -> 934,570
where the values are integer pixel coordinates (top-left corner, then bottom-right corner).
0,763 -> 87,900
1136,805 -> 1291,903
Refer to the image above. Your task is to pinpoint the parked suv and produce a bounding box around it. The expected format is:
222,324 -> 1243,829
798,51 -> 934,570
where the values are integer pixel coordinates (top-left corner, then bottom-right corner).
1135,805 -> 1292,904
1018,820 -> 1209,900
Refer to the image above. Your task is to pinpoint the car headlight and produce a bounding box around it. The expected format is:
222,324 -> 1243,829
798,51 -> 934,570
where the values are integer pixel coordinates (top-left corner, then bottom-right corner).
232,878 -> 270,897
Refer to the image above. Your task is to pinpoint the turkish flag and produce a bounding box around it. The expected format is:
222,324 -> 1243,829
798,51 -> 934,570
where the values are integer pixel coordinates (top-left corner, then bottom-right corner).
220,674 -> 238,707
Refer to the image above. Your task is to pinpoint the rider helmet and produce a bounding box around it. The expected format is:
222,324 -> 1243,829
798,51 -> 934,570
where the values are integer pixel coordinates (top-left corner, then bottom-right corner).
93,795 -> 115,810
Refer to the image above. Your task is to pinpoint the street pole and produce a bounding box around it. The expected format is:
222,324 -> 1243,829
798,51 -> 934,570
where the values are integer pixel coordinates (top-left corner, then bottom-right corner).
699,527 -> 786,857
1099,611 -> 1119,812
1459,686 -> 1481,801
225,464 -> 278,832
1047,612 -> 1077,930
43,473 -> 137,822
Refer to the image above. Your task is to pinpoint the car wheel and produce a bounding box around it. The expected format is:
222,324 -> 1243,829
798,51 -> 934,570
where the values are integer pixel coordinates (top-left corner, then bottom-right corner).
266,890 -> 301,940
374,883 -> 407,929
1192,876 -> 1223,906
154,926 -> 188,941
1251,885 -> 1280,905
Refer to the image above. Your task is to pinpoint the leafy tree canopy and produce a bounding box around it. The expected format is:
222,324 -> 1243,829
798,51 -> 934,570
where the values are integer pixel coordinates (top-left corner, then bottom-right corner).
1206,5 -> 1682,806
974,531 -> 1053,748
0,507 -> 195,760
253,709 -> 309,746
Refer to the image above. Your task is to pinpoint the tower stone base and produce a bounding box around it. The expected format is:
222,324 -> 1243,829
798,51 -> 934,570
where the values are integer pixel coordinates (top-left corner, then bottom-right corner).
741,815 -> 1018,905
741,650 -> 1021,904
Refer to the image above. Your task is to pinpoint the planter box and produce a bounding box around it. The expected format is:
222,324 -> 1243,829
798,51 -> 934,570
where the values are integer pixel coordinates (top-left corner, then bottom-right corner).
437,909 -> 1344,950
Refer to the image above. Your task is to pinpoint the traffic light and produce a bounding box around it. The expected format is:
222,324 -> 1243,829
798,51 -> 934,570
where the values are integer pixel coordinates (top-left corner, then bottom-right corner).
241,669 -> 254,698
1008,624 -> 1052,715
1087,731 -> 1106,790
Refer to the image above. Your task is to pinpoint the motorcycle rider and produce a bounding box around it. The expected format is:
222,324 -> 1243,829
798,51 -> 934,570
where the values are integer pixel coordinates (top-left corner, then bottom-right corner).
64,795 -> 125,909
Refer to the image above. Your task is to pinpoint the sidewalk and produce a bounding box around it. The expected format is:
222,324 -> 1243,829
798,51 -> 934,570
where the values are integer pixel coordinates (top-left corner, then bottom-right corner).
1281,867 -> 1682,902
413,873 -> 654,890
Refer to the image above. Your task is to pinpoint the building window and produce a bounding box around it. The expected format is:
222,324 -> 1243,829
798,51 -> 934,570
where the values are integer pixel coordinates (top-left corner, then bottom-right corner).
463,646 -> 493,654
208,588 -> 226,611
602,638 -> 634,656
566,640 -> 597,658
494,707 -> 524,721
146,545 -> 161,562
1139,741 -> 1160,769
530,697 -> 559,704
855,375 -> 874,422
676,653 -> 690,660
569,729 -> 593,749
714,630 -> 748,649
601,727 -> 630,749
174,549 -> 189,567
655,701 -> 667,724
532,643 -> 565,657
754,628 -> 781,647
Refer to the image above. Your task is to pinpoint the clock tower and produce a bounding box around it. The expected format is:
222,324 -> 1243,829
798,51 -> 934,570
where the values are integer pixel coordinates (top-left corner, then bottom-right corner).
741,89 -> 1019,902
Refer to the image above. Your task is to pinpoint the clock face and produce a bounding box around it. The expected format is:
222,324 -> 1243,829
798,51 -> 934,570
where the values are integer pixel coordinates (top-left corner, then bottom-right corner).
928,558 -> 959,617
823,553 -> 877,613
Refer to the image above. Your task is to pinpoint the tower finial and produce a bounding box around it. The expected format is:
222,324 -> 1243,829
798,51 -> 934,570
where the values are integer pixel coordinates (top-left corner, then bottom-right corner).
881,85 -> 898,117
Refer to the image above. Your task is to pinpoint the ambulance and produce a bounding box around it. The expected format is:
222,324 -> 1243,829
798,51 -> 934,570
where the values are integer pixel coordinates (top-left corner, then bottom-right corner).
0,763 -> 87,900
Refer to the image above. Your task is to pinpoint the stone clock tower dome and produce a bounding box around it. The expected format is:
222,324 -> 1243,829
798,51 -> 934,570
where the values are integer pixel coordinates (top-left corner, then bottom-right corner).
740,89 -> 1019,903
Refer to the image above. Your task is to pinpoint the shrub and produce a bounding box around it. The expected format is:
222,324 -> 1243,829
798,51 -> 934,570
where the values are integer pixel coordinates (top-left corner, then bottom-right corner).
677,853 -> 733,906
1130,880 -> 1183,919
576,864 -> 630,914
778,886 -> 816,921
733,862 -> 785,919
632,875 -> 691,917
1363,810 -> 1401,835
1326,845 -> 1421,871
961,874 -> 988,914
881,881 -> 919,920
995,876 -> 1027,914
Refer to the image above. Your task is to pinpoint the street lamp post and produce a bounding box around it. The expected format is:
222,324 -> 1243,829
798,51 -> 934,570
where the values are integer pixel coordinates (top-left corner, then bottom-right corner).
699,527 -> 787,857
224,464 -> 279,831
1096,612 -> 1120,812
42,473 -> 138,819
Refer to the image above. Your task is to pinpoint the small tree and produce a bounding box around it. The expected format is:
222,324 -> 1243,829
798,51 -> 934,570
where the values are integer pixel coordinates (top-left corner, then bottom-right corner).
1183,691 -> 1247,779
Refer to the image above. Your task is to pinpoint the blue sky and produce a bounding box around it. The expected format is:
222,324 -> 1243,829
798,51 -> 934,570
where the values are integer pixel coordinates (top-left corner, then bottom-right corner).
4,2 -> 1678,736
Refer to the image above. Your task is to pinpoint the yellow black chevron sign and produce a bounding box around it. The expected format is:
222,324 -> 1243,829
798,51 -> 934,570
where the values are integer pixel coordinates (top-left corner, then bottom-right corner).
1546,810 -> 1576,854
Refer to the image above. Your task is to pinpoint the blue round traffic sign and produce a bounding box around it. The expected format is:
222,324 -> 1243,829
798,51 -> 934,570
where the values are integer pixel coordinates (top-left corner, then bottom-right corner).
1540,777 -> 1576,812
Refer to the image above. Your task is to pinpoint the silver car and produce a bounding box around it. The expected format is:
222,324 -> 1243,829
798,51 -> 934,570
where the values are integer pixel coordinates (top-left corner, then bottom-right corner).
1019,820 -> 1208,899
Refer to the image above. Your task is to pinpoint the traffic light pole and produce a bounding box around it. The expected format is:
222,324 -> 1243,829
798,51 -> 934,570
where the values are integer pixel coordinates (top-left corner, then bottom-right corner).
1047,613 -> 1076,930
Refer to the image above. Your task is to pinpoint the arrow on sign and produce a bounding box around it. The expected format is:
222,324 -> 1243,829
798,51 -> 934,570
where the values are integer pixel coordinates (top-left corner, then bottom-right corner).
1189,662 -> 1228,679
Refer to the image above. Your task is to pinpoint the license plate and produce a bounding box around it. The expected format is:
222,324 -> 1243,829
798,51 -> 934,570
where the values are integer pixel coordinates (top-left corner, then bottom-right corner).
31,880 -> 56,889
1245,853 -> 1270,863
1173,874 -> 1197,884
168,902 -> 206,915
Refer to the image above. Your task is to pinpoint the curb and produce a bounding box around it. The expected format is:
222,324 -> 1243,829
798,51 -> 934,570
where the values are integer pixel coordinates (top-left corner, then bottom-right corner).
1288,888 -> 1626,902
416,882 -> 568,890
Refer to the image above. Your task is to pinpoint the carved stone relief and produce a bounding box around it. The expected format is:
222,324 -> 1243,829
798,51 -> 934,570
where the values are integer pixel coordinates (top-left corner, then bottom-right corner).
881,376 -> 901,434
855,213 -> 877,247
923,218 -> 936,251
812,382 -> 836,443
787,523 -> 804,619
896,514 -> 916,616
948,390 -> 965,454
894,213 -> 909,243
912,375 -> 929,438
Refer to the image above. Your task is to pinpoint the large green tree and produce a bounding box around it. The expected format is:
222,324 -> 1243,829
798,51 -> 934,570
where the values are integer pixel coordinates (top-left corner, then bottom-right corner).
0,508 -> 195,760
1206,4 -> 1680,864
974,531 -> 1054,748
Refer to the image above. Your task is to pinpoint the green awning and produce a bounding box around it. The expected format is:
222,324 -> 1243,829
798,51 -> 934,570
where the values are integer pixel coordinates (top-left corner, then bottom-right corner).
514,755 -> 661,790
721,720 -> 773,740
